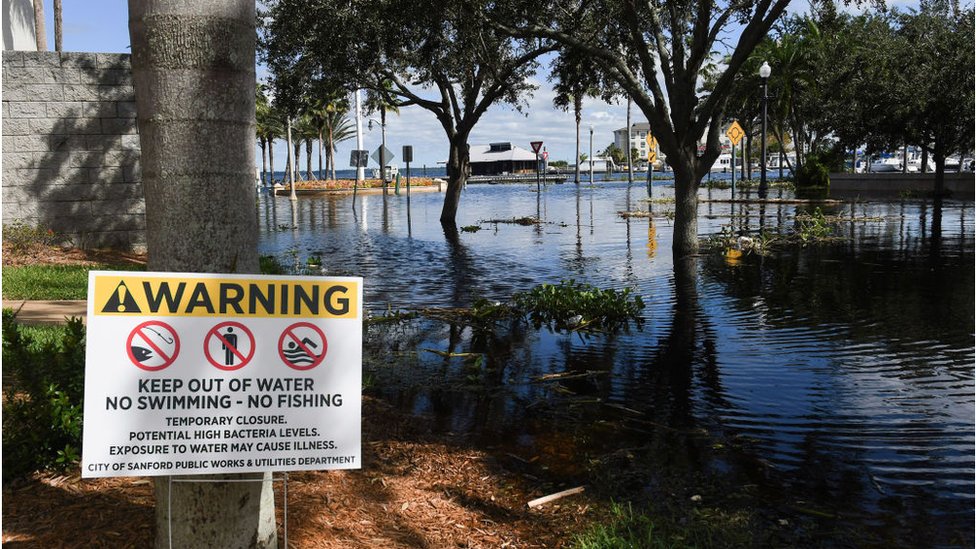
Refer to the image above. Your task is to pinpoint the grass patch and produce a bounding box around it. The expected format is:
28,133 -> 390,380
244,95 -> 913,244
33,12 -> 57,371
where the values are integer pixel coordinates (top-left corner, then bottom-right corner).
573,501 -> 754,548
2,263 -> 143,300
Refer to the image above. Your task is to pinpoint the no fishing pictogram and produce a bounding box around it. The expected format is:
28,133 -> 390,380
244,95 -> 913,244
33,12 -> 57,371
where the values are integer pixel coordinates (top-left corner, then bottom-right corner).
278,322 -> 327,371
204,321 -> 255,371
126,321 -> 179,371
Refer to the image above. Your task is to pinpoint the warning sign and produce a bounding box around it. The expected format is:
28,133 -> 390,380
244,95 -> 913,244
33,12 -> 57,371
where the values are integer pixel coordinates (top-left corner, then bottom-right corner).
278,322 -> 327,371
90,274 -> 358,318
204,321 -> 255,371
126,321 -> 180,371
82,271 -> 363,479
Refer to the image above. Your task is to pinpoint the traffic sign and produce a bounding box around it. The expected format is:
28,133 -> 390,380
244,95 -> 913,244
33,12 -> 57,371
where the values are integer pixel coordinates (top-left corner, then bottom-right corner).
648,151 -> 657,163
530,141 -> 543,153
371,145 -> 395,166
645,134 -> 658,149
726,121 -> 745,146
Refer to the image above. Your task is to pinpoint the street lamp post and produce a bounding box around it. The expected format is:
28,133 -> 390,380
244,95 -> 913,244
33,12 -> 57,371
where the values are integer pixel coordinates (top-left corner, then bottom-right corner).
368,113 -> 388,192
588,125 -> 594,185
759,61 -> 771,198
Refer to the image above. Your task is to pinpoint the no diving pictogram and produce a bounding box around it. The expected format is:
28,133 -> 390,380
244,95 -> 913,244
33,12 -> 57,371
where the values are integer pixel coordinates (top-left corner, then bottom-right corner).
204,321 -> 255,371
127,321 -> 179,371
278,322 -> 328,371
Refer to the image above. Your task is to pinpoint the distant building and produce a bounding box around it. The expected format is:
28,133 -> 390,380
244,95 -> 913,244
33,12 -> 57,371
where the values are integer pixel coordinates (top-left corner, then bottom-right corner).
583,156 -> 616,173
469,142 -> 538,176
613,123 -> 654,162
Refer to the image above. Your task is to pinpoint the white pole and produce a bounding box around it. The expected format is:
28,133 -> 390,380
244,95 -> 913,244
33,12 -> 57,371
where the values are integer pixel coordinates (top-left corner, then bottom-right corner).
287,117 -> 297,201
354,90 -> 365,182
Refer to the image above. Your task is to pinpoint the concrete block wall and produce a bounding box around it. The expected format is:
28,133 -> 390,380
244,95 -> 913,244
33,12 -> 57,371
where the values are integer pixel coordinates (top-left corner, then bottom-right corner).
2,51 -> 145,250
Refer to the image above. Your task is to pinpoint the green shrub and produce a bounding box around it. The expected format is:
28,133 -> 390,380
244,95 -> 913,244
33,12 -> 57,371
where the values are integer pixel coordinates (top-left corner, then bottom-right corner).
795,154 -> 830,189
260,255 -> 287,274
2,222 -> 68,253
2,309 -> 87,481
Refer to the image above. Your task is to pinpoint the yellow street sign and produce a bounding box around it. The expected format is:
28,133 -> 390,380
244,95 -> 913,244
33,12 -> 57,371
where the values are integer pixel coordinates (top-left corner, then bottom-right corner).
645,133 -> 658,149
726,121 -> 745,147
647,151 -> 657,163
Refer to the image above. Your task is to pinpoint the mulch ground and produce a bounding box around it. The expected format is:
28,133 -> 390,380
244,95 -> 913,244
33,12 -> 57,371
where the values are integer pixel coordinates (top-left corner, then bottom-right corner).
1,243 -> 147,268
2,398 -> 596,548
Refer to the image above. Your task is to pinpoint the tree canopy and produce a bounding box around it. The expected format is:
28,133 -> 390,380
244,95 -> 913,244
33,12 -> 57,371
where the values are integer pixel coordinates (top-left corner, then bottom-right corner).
262,0 -> 553,223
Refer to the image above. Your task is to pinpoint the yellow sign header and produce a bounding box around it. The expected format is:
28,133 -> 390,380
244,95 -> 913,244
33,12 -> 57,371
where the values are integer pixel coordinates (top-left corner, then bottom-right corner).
92,273 -> 360,319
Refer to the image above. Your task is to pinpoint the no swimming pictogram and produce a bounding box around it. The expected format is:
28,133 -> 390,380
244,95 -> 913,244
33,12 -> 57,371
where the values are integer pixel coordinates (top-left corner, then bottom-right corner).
126,321 -> 179,371
278,322 -> 327,371
204,321 -> 255,371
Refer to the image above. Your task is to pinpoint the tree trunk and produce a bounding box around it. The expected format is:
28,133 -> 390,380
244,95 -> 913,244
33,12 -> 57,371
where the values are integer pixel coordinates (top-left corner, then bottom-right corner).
670,151 -> 700,258
128,1 -> 277,546
933,143 -> 946,197
440,135 -> 470,224
33,0 -> 46,51
305,138 -> 313,181
744,132 -> 753,180
268,139 -> 275,184
54,0 -> 62,51
259,138 -> 267,186
574,98 -> 581,184
626,99 -> 633,185
293,141 -> 303,180
318,130 -> 324,180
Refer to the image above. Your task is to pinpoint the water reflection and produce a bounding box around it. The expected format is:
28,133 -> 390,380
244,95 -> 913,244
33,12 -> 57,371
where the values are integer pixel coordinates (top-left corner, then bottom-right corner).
258,184 -> 974,545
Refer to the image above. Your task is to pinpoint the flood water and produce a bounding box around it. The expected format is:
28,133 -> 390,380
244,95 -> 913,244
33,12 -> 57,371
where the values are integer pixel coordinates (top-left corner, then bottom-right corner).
257,179 -> 974,546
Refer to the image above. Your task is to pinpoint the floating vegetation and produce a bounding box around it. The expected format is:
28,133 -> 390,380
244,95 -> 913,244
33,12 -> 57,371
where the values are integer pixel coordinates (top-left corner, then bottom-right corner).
642,196 -> 676,204
794,212 -> 885,223
513,280 -> 645,333
617,209 -> 675,221
482,216 -> 542,226
460,225 -> 482,233
367,282 -> 644,335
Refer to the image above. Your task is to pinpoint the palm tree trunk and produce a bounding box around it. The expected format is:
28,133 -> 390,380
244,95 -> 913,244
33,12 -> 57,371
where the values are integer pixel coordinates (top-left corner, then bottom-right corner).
318,130 -> 324,180
33,0 -> 46,51
574,102 -> 581,185
54,0 -> 63,51
128,1 -> 275,546
305,138 -> 313,181
260,138 -> 267,186
626,99 -> 633,185
268,139 -> 275,184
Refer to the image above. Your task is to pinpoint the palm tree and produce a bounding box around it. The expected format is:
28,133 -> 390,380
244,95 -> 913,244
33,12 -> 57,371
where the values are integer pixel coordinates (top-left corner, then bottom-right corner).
323,109 -> 355,179
552,50 -> 603,184
295,114 -> 318,180
255,84 -> 282,186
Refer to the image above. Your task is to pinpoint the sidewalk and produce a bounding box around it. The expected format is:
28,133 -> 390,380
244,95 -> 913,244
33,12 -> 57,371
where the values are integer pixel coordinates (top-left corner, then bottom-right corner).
2,300 -> 88,325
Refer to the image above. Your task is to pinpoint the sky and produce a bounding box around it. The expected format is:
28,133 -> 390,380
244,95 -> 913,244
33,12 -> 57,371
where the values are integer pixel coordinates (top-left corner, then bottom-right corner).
39,0 -> 928,172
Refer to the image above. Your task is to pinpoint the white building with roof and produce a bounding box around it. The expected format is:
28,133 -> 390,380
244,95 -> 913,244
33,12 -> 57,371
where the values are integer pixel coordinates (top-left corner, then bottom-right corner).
469,142 -> 539,176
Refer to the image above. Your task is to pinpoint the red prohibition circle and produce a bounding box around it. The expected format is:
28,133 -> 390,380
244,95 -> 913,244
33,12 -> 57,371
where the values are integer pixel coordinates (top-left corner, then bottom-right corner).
126,320 -> 180,371
204,321 -> 255,371
277,322 -> 328,371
